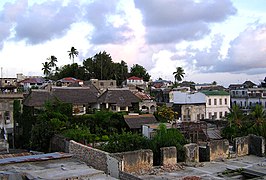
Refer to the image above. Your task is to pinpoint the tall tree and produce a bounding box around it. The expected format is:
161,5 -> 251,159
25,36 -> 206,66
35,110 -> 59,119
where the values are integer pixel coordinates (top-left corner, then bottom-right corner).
68,47 -> 79,64
173,67 -> 185,84
42,62 -> 51,77
47,55 -> 58,68
130,64 -> 150,81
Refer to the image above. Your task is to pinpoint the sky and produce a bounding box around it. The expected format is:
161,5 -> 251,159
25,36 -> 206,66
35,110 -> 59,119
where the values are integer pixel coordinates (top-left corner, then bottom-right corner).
0,0 -> 266,87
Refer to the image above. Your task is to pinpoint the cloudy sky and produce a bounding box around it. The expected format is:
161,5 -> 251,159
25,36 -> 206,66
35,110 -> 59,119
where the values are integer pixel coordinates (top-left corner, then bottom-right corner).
0,0 -> 266,86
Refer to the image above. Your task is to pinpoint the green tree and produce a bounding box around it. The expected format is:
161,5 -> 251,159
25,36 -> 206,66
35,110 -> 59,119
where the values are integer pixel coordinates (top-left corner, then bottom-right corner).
99,131 -> 149,153
150,124 -> 186,164
173,67 -> 185,84
68,46 -> 79,64
130,64 -> 150,81
42,62 -> 51,78
155,105 -> 178,124
47,55 -> 58,68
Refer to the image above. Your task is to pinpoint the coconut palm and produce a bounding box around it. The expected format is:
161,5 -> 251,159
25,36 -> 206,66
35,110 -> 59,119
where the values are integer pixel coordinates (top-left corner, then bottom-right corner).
173,67 -> 185,84
47,55 -> 57,68
250,104 -> 266,126
42,62 -> 51,77
68,47 -> 79,64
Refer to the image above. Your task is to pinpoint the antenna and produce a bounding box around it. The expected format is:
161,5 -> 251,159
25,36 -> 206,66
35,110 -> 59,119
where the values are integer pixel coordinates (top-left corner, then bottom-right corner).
1,67 -> 2,79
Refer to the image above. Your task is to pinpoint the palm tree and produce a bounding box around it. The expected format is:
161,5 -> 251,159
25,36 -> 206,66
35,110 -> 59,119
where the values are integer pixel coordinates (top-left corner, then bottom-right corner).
227,104 -> 244,128
68,47 -> 79,64
42,62 -> 51,77
173,67 -> 185,84
250,104 -> 266,126
47,55 -> 57,68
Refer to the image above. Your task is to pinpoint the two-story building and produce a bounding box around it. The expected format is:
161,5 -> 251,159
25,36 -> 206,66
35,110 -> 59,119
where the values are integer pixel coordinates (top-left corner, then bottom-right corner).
201,90 -> 230,120
169,91 -> 206,121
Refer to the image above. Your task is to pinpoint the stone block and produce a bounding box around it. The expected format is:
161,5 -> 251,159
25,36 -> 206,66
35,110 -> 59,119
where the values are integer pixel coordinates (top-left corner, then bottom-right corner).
184,143 -> 199,162
160,146 -> 177,166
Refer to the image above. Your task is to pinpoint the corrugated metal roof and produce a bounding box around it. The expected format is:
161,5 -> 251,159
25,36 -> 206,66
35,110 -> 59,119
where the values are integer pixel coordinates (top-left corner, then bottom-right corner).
0,152 -> 72,165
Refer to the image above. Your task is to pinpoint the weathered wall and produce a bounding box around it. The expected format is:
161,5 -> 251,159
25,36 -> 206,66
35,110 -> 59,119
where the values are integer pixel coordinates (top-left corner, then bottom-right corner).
184,143 -> 199,162
209,139 -> 229,161
249,134 -> 265,157
50,135 -> 69,153
233,136 -> 249,157
69,140 -> 109,173
114,149 -> 153,173
160,146 -> 177,166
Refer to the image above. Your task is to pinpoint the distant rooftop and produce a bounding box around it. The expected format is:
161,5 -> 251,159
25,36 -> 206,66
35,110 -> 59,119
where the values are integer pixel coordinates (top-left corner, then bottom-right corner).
201,90 -> 229,96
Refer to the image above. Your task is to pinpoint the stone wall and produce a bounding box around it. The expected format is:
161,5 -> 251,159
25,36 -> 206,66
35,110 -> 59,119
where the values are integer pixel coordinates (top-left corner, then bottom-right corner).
69,140 -> 109,173
113,149 -> 153,173
160,146 -> 177,166
233,136 -> 249,157
249,135 -> 265,157
50,135 -> 69,153
184,143 -> 199,162
209,139 -> 229,161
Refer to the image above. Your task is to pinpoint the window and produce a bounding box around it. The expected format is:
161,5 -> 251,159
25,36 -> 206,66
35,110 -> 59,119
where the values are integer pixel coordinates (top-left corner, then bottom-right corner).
111,105 -> 116,111
214,112 -> 217,119
100,82 -> 104,86
110,82 -> 113,86
225,98 -> 227,105
197,114 -> 200,120
225,111 -> 228,116
120,107 -> 126,111
208,99 -> 211,105
219,99 -> 222,105
240,101 -> 243,107
219,112 -> 223,118
208,112 -> 212,119
4,111 -> 10,124
214,99 -> 217,105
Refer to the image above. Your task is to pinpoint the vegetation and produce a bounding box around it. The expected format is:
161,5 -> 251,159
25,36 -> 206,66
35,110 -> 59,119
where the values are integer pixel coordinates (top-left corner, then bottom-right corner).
150,124 -> 186,165
154,104 -> 178,124
130,64 -> 151,81
68,46 -> 79,64
173,66 -> 185,84
222,104 -> 266,142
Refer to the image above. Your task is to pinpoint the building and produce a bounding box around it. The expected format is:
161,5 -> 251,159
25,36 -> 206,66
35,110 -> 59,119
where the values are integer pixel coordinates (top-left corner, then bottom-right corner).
133,91 -> 156,113
230,87 -> 266,111
201,90 -> 230,120
170,91 -> 206,121
23,86 -> 99,115
126,76 -> 144,86
89,79 -> 117,93
124,114 -> 157,133
97,88 -> 140,112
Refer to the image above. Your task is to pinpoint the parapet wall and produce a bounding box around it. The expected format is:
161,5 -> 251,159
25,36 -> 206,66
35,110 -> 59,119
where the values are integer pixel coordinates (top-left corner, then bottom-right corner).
184,143 -> 199,162
69,140 -> 109,173
209,139 -> 229,161
160,146 -> 177,166
113,149 -> 153,173
233,136 -> 249,157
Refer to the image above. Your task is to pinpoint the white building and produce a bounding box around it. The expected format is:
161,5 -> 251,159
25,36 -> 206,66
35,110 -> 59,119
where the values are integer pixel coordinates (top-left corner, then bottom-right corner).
126,76 -> 144,85
169,91 -> 206,121
230,87 -> 266,111
201,90 -> 230,120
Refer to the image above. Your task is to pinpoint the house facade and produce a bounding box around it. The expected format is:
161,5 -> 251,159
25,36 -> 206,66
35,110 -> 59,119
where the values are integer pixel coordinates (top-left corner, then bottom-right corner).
133,91 -> 156,114
230,87 -> 266,112
126,76 -> 144,86
97,88 -> 140,112
170,91 -> 206,121
201,90 -> 230,120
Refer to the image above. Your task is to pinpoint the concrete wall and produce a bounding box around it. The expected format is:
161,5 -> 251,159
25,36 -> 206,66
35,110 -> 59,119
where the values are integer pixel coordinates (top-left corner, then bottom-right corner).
184,143 -> 199,162
160,146 -> 177,166
113,149 -> 153,173
69,140 -> 109,174
209,139 -> 229,161
249,134 -> 265,157
233,136 -> 249,157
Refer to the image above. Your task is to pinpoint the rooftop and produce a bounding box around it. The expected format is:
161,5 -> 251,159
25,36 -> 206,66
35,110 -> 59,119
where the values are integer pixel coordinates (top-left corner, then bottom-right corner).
201,90 -> 229,96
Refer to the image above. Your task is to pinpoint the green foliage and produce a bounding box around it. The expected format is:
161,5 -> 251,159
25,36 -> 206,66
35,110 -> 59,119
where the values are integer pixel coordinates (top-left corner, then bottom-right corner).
173,67 -> 185,83
155,105 -> 178,123
62,127 -> 92,143
150,124 -> 186,164
83,51 -> 128,85
130,64 -> 150,81
99,131 -> 149,153
222,104 -> 266,142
